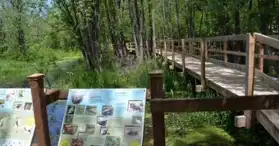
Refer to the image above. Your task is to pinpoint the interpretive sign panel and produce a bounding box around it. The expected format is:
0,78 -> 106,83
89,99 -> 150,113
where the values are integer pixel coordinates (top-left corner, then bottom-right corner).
58,89 -> 146,146
0,89 -> 35,146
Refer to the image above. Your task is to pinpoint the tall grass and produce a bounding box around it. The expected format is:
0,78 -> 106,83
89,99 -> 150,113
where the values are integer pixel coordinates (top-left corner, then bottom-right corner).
0,45 -> 81,85
56,58 -> 160,89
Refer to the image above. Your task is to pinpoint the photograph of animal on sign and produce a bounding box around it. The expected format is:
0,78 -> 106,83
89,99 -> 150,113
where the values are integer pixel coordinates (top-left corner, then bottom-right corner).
13,102 -> 24,110
5,90 -> 16,102
85,124 -> 95,134
104,136 -> 120,146
77,132 -> 88,142
64,115 -> 73,124
66,105 -> 75,115
132,116 -> 142,125
71,92 -> 84,104
127,100 -> 143,112
102,105 -> 113,116
24,102 -> 32,110
99,127 -> 109,136
97,116 -> 108,127
63,124 -> 78,135
124,125 -> 140,137
75,105 -> 85,115
71,138 -> 83,146
85,106 -> 97,115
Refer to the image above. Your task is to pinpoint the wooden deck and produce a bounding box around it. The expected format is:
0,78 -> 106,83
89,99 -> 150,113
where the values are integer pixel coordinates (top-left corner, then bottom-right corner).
157,49 -> 279,143
160,50 -> 279,96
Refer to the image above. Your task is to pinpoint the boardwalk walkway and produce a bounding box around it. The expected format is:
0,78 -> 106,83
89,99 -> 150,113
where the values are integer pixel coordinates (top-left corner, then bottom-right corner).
152,33 -> 279,143
160,50 -> 279,96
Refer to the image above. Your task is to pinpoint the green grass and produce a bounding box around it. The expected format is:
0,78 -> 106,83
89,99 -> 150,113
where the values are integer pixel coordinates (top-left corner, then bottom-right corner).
165,126 -> 235,146
0,60 -> 34,85
0,46 -> 82,86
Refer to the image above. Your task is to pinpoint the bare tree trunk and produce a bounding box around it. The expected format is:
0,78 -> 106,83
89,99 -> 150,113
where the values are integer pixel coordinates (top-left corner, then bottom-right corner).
152,9 -> 156,57
12,0 -> 26,55
104,0 -> 128,59
91,0 -> 101,70
104,0 -> 121,58
140,0 -> 150,58
148,0 -> 153,52
128,0 -> 139,57
135,0 -> 144,62
199,10 -> 204,36
129,0 -> 144,62
175,0 -> 181,38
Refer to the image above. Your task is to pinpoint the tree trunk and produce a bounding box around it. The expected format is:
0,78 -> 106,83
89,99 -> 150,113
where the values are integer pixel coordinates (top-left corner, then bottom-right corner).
152,9 -> 156,57
146,0 -> 156,56
128,0 -> 139,57
14,0 -> 26,55
140,0 -> 149,58
175,0 -> 181,38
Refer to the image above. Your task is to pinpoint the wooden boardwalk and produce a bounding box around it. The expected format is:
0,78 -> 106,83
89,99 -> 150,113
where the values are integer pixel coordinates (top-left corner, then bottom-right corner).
160,50 -> 279,96
153,33 -> 279,143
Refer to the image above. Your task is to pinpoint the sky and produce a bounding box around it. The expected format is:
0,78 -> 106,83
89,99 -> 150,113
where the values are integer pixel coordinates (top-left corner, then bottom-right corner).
47,0 -> 53,6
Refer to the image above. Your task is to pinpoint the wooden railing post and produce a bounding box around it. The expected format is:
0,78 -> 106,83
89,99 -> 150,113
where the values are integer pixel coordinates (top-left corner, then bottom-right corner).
149,70 -> 165,146
186,41 -> 189,54
146,40 -> 149,56
164,39 -> 167,60
27,74 -> 51,146
189,41 -> 192,55
200,39 -> 206,91
224,39 -> 228,62
204,40 -> 208,60
172,40 -> 175,68
244,33 -> 256,129
159,40 -> 162,56
181,39 -> 185,73
258,43 -> 264,72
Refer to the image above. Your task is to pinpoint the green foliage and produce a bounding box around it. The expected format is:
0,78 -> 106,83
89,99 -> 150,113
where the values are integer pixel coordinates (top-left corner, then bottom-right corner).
0,46 -> 81,85
166,126 -> 235,146
56,58 -> 160,89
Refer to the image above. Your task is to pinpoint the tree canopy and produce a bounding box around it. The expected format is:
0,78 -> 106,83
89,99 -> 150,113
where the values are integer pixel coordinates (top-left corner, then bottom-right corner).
1,0 -> 279,70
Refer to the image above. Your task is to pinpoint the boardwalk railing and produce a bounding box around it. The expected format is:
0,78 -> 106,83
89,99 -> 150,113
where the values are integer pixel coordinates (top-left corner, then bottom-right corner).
149,71 -> 279,146
127,32 -> 279,130
25,72 -> 279,146
128,33 -> 279,94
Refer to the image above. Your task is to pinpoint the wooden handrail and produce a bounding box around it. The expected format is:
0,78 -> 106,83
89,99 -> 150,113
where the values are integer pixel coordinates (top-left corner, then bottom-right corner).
254,33 -> 279,72
151,94 -> 279,112
207,49 -> 246,56
205,34 -> 247,41
254,33 -> 279,50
